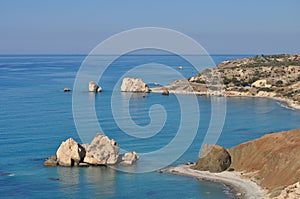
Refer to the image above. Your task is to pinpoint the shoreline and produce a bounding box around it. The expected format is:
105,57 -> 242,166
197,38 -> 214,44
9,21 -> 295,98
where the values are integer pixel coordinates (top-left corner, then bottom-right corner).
151,88 -> 300,111
162,164 -> 268,199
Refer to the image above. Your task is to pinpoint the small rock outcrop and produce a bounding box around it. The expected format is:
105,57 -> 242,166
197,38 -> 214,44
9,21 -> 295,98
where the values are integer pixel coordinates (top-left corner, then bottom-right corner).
56,138 -> 85,166
44,133 -> 137,167
119,151 -> 139,164
89,81 -> 99,92
86,134 -> 119,165
162,89 -> 169,96
192,144 -> 231,173
97,87 -> 102,92
63,88 -> 71,92
121,77 -> 150,93
43,155 -> 58,166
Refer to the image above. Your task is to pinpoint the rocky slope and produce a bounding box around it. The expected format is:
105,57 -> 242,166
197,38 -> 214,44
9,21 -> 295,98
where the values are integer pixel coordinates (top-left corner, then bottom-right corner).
194,128 -> 300,198
229,128 -> 300,192
155,54 -> 300,108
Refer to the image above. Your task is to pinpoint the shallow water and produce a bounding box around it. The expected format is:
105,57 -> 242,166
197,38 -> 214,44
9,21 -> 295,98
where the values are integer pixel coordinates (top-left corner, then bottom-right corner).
0,54 -> 299,198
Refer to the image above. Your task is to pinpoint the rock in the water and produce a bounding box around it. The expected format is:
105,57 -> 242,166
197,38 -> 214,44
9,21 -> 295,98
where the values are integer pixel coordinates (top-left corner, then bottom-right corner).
162,89 -> 169,96
97,87 -> 102,92
193,144 -> 231,173
119,151 -> 139,165
121,77 -> 150,93
63,88 -> 71,92
43,155 -> 58,166
86,134 -> 120,165
78,163 -> 89,167
56,138 -> 86,166
89,81 -> 99,92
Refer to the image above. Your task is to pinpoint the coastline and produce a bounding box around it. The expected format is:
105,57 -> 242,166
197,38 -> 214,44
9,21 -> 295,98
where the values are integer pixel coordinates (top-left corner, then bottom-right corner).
151,88 -> 300,111
162,164 -> 268,199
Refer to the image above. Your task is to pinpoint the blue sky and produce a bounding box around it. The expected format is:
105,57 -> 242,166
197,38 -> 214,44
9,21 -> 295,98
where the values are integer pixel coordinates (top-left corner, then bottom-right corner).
0,0 -> 299,54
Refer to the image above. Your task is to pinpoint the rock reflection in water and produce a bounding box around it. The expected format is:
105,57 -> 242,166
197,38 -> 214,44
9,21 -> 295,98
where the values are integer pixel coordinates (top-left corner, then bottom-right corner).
84,167 -> 117,197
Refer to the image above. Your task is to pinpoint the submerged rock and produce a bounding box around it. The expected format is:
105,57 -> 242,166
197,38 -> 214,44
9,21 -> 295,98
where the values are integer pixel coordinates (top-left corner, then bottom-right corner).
121,77 -> 150,93
193,144 -> 231,173
43,155 -> 58,166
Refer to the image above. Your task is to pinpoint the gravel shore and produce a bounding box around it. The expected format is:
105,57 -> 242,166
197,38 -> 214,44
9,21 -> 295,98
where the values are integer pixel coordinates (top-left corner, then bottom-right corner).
162,164 -> 268,199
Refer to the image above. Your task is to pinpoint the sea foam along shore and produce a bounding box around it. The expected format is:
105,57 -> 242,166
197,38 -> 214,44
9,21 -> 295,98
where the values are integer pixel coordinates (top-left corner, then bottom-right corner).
162,164 -> 268,199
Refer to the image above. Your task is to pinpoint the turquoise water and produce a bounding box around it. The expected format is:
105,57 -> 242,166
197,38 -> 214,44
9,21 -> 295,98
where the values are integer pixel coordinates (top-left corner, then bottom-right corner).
0,55 -> 299,198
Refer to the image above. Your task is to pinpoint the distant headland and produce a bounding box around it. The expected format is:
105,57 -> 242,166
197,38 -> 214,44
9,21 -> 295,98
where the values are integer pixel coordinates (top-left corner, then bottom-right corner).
152,54 -> 300,110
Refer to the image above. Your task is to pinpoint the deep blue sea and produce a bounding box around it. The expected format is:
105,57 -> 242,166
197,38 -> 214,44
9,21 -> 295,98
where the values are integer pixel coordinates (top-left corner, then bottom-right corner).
0,54 -> 299,198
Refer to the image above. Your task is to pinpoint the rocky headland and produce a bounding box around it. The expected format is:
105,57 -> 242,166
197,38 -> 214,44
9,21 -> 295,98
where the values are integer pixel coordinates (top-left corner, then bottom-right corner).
152,54 -> 300,110
163,128 -> 300,199
43,133 -> 139,167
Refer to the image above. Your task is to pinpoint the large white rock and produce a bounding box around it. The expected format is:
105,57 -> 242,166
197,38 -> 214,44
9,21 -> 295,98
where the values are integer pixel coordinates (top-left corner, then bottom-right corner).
121,77 -> 150,93
87,134 -> 120,165
56,138 -> 85,166
89,81 -> 99,92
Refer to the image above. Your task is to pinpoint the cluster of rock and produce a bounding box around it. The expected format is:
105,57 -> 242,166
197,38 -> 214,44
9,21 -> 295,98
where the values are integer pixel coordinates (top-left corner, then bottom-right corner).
43,133 -> 139,167
89,81 -> 102,92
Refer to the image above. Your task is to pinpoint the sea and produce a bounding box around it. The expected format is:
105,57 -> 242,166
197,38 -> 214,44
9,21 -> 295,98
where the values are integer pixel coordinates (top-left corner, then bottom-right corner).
0,54 -> 300,199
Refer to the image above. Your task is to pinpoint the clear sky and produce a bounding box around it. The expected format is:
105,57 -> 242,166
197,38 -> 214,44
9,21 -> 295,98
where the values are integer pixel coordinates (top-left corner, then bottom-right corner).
0,0 -> 299,54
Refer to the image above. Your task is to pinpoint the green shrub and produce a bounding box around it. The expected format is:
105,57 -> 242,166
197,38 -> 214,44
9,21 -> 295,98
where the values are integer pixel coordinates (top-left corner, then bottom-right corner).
275,80 -> 283,87
269,186 -> 285,198
258,87 -> 274,92
227,168 -> 235,172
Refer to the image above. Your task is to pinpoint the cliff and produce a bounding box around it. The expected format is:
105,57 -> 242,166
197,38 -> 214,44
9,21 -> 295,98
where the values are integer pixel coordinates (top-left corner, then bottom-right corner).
229,128 -> 300,191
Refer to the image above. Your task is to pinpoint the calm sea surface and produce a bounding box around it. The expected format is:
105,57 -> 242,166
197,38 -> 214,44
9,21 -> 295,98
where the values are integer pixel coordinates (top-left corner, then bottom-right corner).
0,55 -> 299,198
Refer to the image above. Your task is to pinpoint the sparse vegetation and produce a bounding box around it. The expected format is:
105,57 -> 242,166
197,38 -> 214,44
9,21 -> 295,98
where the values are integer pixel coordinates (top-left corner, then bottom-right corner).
269,186 -> 285,198
227,167 -> 235,172
189,54 -> 300,104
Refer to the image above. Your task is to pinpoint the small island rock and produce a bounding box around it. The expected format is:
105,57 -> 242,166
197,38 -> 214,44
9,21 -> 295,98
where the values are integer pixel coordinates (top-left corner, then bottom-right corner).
89,81 -> 99,92
63,88 -> 71,92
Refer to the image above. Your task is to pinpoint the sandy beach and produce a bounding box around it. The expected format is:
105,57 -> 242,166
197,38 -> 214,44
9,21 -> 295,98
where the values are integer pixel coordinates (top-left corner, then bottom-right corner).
162,164 -> 268,199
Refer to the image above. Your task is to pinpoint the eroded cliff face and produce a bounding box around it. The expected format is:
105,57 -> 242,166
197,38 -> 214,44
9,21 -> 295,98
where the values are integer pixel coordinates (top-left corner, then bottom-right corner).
229,128 -> 300,190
